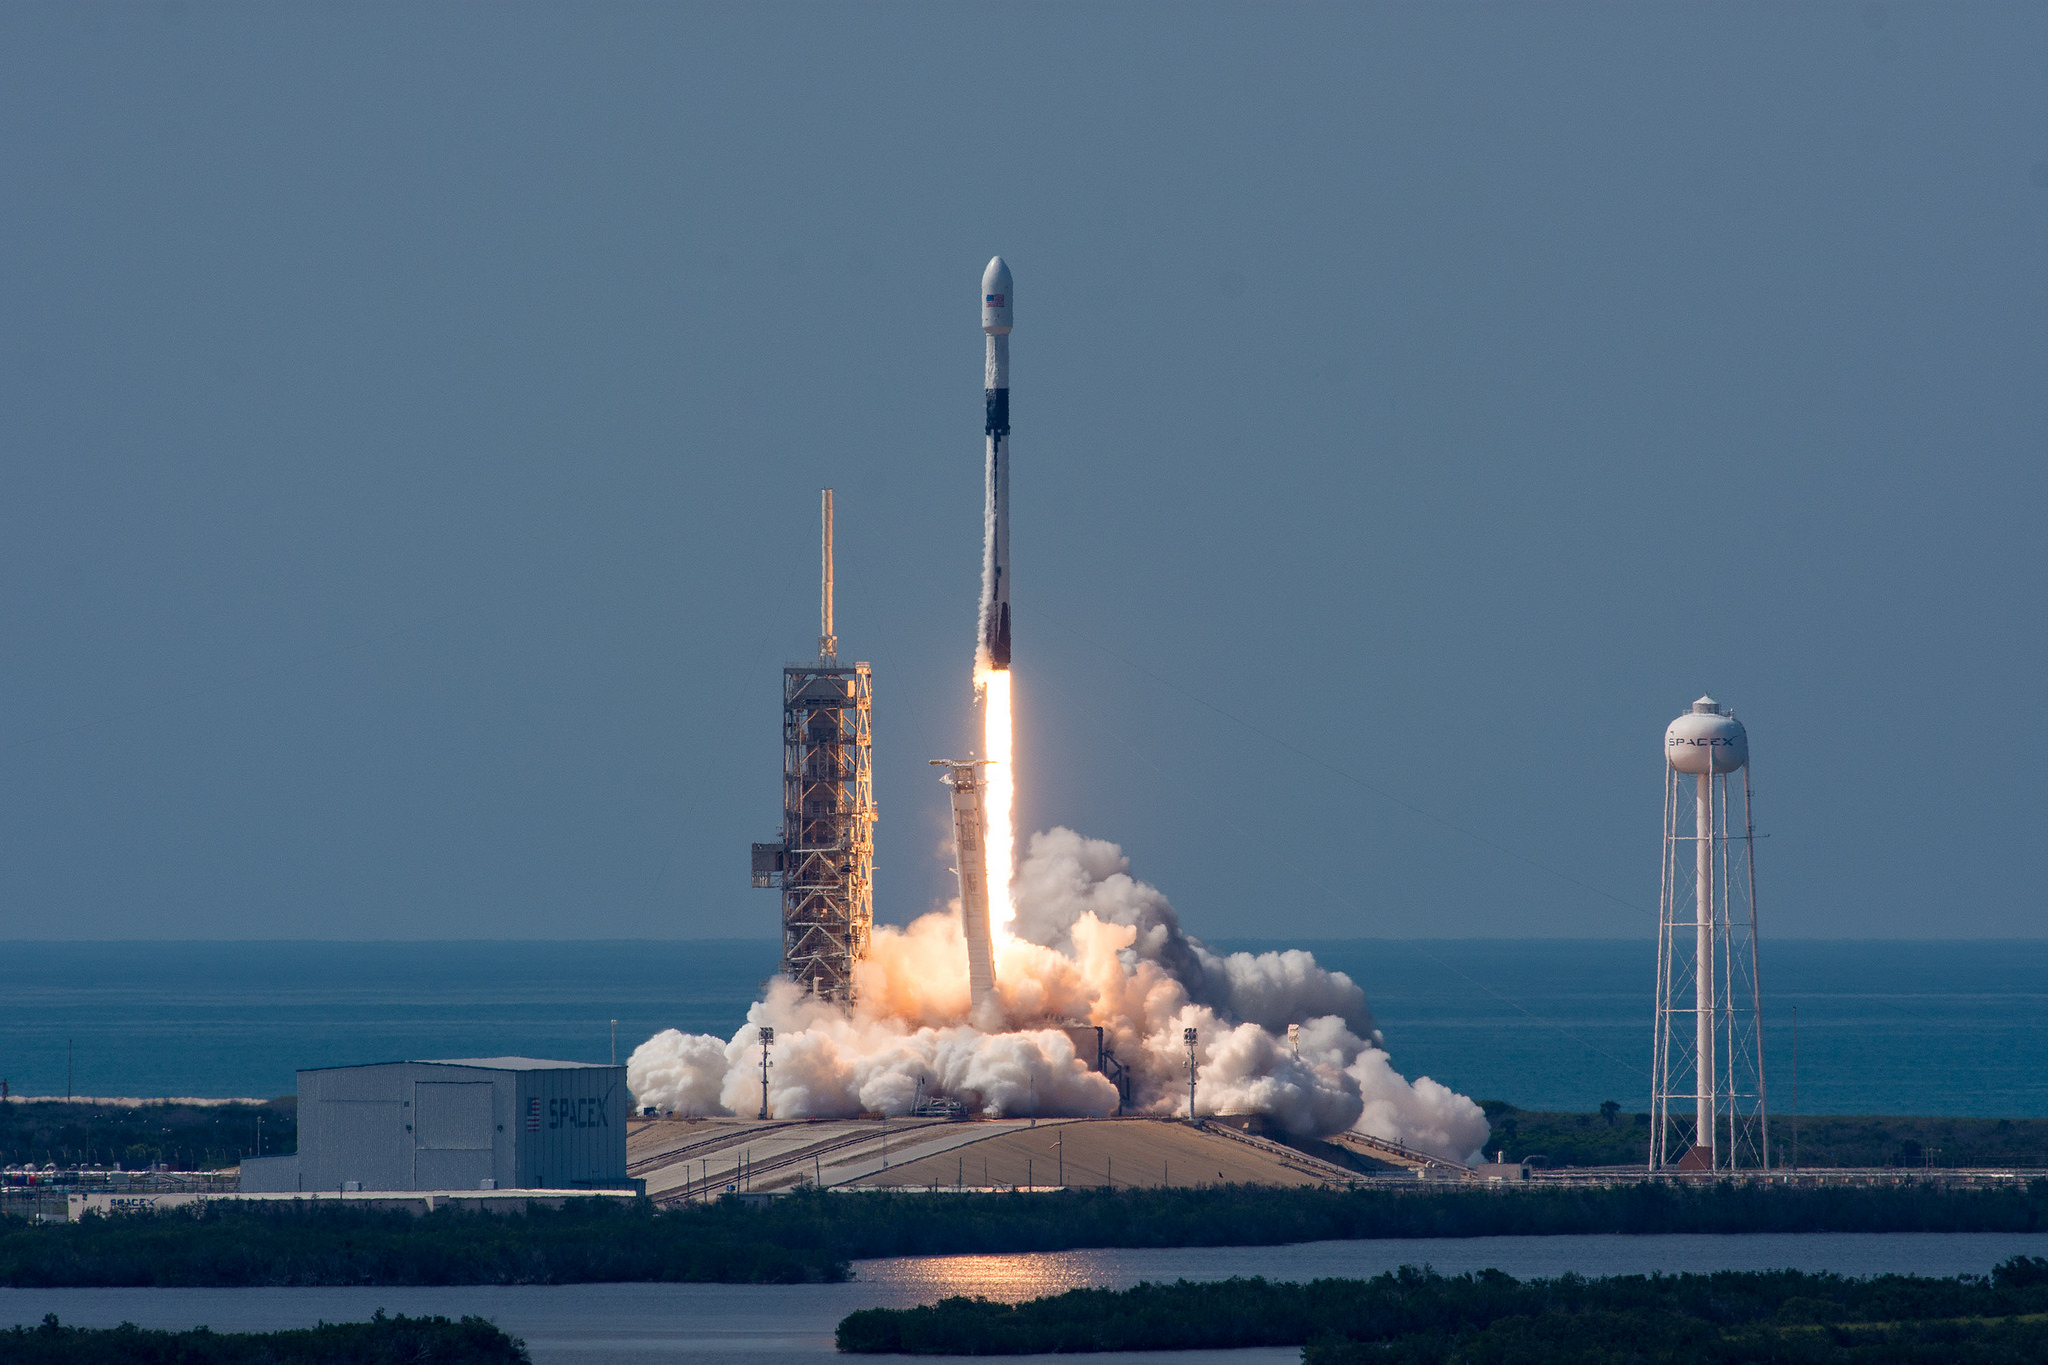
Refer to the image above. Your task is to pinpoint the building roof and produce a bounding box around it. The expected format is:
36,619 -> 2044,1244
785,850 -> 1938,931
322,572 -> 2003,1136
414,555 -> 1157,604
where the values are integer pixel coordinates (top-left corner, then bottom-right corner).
298,1057 -> 618,1074
416,1057 -> 617,1071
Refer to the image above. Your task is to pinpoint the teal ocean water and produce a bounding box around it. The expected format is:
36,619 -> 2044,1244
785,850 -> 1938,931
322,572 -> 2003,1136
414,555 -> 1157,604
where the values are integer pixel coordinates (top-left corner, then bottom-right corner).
1,939 -> 2041,1116
1261,939 -> 2048,1118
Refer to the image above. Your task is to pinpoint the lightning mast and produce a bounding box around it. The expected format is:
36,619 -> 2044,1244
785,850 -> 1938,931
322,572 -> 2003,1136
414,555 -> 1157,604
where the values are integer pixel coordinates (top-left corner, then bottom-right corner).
931,759 -> 997,1010
1650,696 -> 1768,1171
751,490 -> 875,1003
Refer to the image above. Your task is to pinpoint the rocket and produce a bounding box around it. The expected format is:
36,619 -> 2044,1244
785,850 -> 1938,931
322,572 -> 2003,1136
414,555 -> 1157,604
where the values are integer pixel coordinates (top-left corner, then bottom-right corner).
979,256 -> 1013,670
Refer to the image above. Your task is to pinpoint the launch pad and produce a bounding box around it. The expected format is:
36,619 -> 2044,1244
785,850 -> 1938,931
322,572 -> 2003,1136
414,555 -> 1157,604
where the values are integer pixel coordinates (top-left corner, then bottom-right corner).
626,1114 -> 1416,1201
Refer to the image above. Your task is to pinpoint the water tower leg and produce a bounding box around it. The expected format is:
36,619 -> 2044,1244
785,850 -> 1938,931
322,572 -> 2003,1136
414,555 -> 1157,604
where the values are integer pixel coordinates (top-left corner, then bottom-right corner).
1696,772 -> 1715,1165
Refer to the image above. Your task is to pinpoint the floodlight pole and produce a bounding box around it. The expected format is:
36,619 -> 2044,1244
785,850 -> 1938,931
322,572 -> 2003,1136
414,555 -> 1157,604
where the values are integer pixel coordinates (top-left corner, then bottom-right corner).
1184,1027 -> 1199,1122
758,1027 -> 775,1120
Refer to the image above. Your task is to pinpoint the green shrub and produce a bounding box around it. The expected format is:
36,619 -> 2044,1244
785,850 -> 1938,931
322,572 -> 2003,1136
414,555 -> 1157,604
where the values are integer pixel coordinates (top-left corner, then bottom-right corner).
8,1182 -> 2048,1289
0,1310 -> 524,1364
840,1259 -> 2048,1359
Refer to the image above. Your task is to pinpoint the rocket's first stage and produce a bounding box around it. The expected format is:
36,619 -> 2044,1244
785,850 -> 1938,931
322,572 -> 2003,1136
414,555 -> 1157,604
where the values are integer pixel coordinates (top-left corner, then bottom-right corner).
980,256 -> 1013,670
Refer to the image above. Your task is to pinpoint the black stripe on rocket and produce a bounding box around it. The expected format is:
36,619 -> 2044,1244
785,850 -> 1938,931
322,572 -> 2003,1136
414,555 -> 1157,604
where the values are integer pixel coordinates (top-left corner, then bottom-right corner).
984,385 -> 1010,669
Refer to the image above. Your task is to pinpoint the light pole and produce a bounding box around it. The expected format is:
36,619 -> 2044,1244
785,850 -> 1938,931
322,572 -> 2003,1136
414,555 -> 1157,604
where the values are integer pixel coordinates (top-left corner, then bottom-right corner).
1184,1027 -> 1199,1122
757,1027 -> 775,1120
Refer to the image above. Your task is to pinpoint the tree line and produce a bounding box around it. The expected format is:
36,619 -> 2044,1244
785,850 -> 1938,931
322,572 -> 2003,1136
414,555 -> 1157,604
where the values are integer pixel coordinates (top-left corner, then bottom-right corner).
1478,1102 -> 2048,1170
0,1101 -> 294,1172
838,1256 -> 2048,1360
4,1181 -> 2047,1287
2,1310 -> 525,1364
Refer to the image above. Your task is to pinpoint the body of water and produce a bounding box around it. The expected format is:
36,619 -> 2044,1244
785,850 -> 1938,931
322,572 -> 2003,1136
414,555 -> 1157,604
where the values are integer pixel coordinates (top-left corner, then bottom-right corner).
1249,938 -> 2048,1116
2,1234 -> 2043,1364
1,938 -> 2043,1115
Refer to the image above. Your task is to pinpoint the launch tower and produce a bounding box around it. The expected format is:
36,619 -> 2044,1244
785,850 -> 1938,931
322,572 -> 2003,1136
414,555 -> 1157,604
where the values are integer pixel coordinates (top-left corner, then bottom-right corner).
751,490 -> 875,1003
1650,696 -> 1768,1171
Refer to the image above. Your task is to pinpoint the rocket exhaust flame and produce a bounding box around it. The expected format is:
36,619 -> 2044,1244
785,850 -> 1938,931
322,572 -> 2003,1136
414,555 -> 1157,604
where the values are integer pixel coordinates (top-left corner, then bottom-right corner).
979,666 -> 1015,942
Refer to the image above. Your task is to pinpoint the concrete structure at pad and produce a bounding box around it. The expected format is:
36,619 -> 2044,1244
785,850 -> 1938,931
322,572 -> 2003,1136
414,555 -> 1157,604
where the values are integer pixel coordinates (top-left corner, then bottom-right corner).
628,1115 -> 1408,1202
629,1118 -> 2048,1202
244,1058 -> 631,1193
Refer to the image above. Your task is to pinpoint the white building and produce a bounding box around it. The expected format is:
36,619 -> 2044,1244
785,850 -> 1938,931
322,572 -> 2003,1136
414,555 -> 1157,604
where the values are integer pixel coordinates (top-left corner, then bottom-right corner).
242,1057 -> 630,1193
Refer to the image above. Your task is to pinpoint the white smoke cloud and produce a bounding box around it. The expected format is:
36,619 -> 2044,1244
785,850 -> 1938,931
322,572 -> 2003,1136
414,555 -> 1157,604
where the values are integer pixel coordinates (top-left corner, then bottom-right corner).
1010,828 -> 1377,1039
630,827 -> 1489,1163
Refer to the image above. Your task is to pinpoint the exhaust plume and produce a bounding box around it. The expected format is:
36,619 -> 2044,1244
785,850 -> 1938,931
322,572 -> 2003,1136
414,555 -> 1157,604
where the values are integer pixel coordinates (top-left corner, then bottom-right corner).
631,827 -> 1489,1162
977,666 -> 1015,940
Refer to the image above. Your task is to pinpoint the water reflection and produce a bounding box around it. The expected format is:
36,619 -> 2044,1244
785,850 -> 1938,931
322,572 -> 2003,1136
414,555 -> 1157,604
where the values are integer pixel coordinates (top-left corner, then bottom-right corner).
877,1251 -> 1111,1302
5,1234 -> 2046,1364
862,1232 -> 2048,1293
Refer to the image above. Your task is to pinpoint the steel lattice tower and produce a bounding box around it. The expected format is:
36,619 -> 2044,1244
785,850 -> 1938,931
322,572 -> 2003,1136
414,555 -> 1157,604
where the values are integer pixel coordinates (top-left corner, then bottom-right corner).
1650,696 -> 1768,1172
751,491 -> 874,1003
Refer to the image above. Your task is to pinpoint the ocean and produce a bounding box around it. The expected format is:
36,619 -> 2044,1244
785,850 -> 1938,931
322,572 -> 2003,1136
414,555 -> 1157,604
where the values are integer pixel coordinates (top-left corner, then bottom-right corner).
1,939 -> 2042,1116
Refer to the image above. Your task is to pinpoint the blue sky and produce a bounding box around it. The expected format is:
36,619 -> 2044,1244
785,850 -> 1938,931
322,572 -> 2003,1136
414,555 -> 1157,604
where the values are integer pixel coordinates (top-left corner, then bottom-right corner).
1,2 -> 2042,940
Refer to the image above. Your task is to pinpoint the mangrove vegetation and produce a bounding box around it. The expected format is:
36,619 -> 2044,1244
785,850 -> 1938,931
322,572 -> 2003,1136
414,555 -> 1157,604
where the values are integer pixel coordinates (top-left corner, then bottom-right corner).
4,1180 -> 2047,1287
837,1255 -> 2048,1360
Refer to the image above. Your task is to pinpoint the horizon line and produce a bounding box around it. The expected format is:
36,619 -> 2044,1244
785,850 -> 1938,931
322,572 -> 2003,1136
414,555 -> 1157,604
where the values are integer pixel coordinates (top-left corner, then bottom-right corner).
3,935 -> 2048,945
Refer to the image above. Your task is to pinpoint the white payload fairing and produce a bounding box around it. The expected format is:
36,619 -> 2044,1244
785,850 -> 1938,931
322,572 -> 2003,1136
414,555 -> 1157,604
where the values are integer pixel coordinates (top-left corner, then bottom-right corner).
979,256 -> 1012,671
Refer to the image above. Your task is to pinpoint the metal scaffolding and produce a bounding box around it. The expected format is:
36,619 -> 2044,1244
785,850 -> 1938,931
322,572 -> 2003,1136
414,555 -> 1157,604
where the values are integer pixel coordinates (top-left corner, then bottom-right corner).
751,491 -> 875,1004
1651,761 -> 1768,1172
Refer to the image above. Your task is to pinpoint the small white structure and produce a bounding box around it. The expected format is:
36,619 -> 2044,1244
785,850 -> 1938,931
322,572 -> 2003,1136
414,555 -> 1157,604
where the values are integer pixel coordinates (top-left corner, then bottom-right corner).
1651,698 -> 1769,1171
242,1057 -> 630,1193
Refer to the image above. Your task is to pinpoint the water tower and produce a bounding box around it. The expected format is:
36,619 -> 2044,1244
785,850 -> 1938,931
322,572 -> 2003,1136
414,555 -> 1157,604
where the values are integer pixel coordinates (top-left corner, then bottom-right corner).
1650,696 -> 1769,1171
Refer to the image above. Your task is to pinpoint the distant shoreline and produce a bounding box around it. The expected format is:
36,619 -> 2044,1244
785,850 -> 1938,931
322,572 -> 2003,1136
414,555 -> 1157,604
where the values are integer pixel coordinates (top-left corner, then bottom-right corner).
3,1097 -> 272,1107
3,940 -> 2041,1116
9,935 -> 2048,943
